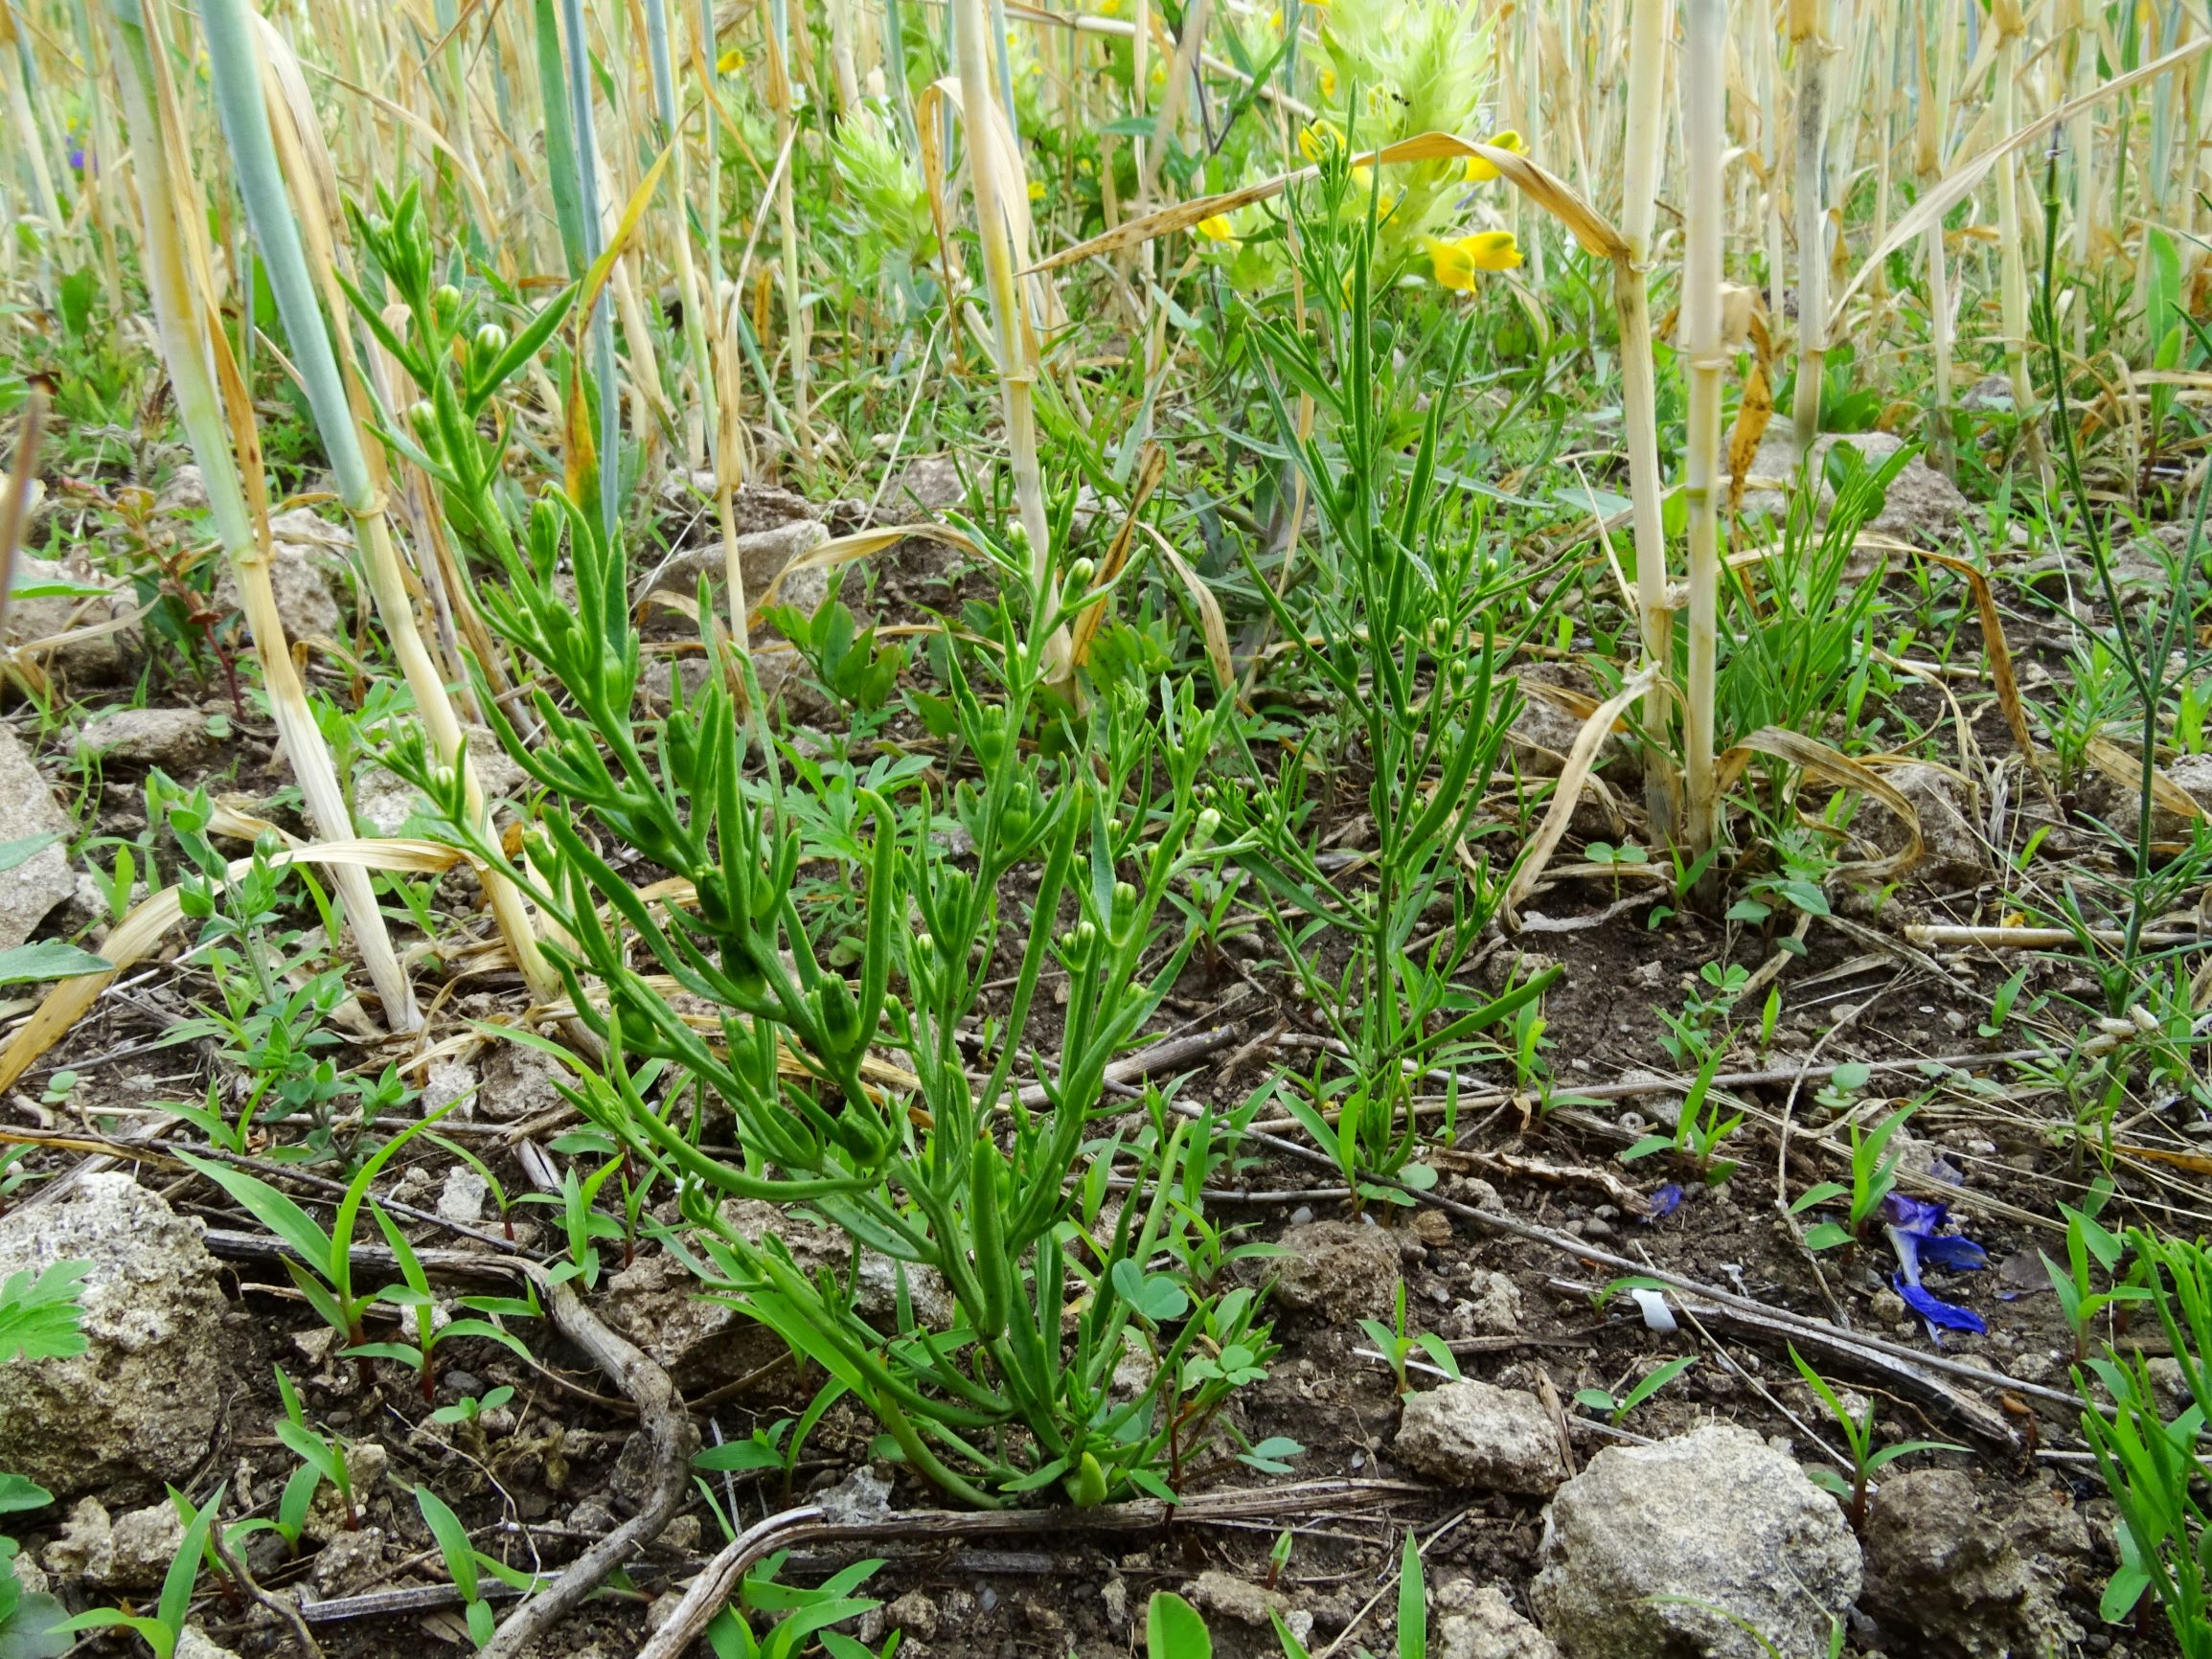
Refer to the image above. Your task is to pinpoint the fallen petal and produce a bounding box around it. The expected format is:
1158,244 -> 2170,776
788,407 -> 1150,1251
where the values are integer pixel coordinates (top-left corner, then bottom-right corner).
1895,1274 -> 1987,1334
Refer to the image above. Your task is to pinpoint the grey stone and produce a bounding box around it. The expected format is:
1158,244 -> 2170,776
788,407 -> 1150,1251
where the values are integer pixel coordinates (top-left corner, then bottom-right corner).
1871,762 -> 1989,888
0,1175 -> 227,1500
1187,1570 -> 1312,1641
1395,1379 -> 1569,1495
106,1502 -> 187,1589
1737,425 -> 1968,546
599,1251 -> 774,1393
213,511 -> 347,645
884,455 -> 966,511
1959,375 -> 2017,413
4,555 -> 141,684
814,1466 -> 894,1525
1529,1422 -> 1860,1659
75,707 -> 219,768
1464,1273 -> 1525,1337
1433,1579 -> 1561,1659
1861,1469 -> 2066,1659
0,725 -> 79,950
437,1166 -> 490,1225
309,1526 -> 388,1597
1269,1220 -> 1401,1323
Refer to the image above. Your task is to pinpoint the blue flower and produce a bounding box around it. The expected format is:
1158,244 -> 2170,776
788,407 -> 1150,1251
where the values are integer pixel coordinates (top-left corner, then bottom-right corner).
1640,1183 -> 1684,1221
1880,1193 -> 1987,1340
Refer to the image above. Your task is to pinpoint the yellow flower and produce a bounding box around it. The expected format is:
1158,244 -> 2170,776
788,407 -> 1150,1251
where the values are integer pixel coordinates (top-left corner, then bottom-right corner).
1195,213 -> 1238,241
1267,6 -> 1282,26
1424,236 -> 1476,292
1100,0 -> 1121,12
716,45 -> 746,73
1464,229 -> 1521,270
1298,118 -> 1344,161
1424,230 -> 1521,290
1317,66 -> 1337,100
1029,178 -> 1047,201
1463,128 -> 1528,182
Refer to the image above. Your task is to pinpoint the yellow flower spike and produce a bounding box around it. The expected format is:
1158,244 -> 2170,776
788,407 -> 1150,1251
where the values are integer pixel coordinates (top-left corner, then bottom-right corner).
1424,236 -> 1476,293
1462,128 -> 1528,183
1195,213 -> 1238,241
1298,118 -> 1344,161
1463,230 -> 1522,271
716,45 -> 746,73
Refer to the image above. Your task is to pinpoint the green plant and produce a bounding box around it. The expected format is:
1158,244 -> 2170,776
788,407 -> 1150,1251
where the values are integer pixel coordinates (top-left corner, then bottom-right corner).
1147,1590 -> 1211,1659
762,593 -> 909,715
269,1365 -> 356,1539
1573,1353 -> 1699,1426
413,1485 -> 548,1648
349,1205 -> 535,1402
1622,1046 -> 1742,1182
2041,1179 -> 2150,1364
400,489 -> 1273,1508
1223,193 -> 1555,1199
1790,1104 -> 1913,1252
429,1385 -> 516,1430
0,1263 -> 83,1659
1358,1280 -> 1462,1398
2075,1229 -> 2212,1654
1790,1346 -> 1963,1533
704,1551 -> 892,1659
65,1486 -> 222,1659
179,1106 -> 448,1365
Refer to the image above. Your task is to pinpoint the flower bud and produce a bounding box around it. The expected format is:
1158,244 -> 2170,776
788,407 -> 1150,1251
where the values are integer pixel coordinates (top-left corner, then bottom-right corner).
432,283 -> 464,322
1065,557 -> 1097,590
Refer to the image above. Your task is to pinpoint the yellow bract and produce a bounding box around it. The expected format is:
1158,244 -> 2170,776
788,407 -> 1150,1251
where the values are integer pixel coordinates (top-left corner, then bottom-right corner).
1424,230 -> 1520,289
1462,128 -> 1527,182
1298,118 -> 1345,161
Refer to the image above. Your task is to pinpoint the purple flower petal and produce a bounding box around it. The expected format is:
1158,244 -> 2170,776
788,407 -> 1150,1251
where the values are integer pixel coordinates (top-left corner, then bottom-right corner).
1879,1193 -> 1950,1234
1642,1183 -> 1684,1220
1895,1273 -> 1986,1334
1914,1234 -> 1988,1273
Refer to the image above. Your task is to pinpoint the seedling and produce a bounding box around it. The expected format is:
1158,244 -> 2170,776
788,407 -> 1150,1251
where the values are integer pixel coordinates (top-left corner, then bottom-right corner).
2041,1179 -> 2150,1363
1573,1353 -> 1699,1426
1790,1104 -> 1913,1252
429,1385 -> 515,1429
1622,1046 -> 1742,1182
350,1204 -> 534,1401
1790,1347 -> 1963,1533
1358,1281 -> 1463,1398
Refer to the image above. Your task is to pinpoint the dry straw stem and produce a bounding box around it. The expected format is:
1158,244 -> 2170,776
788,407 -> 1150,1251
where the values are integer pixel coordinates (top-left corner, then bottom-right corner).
104,0 -> 419,1034
1501,662 -> 1660,925
1788,0 -> 1832,459
195,0 -> 559,1005
1826,34 -> 2212,336
1678,0 -> 1725,867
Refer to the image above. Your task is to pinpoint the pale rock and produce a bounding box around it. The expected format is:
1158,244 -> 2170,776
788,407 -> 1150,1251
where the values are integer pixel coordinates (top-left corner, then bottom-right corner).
309,1526 -> 388,1597
302,1442 -> 388,1543
1464,1272 -> 1524,1336
74,707 -> 219,768
1269,1220 -> 1401,1323
1529,1422 -> 1860,1659
1187,1570 -> 1312,1641
1394,1379 -> 1569,1495
1432,1578 -> 1560,1659
1736,426 -> 1969,547
105,1501 -> 187,1589
437,1165 -> 490,1225
41,1498 -> 116,1581
0,725 -> 79,949
1861,1468 -> 2067,1659
0,1175 -> 227,1499
213,515 -> 346,646
1869,762 -> 1989,889
476,1040 -> 566,1123
814,1466 -> 893,1525
4,555 -> 140,683
175,1626 -> 246,1659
